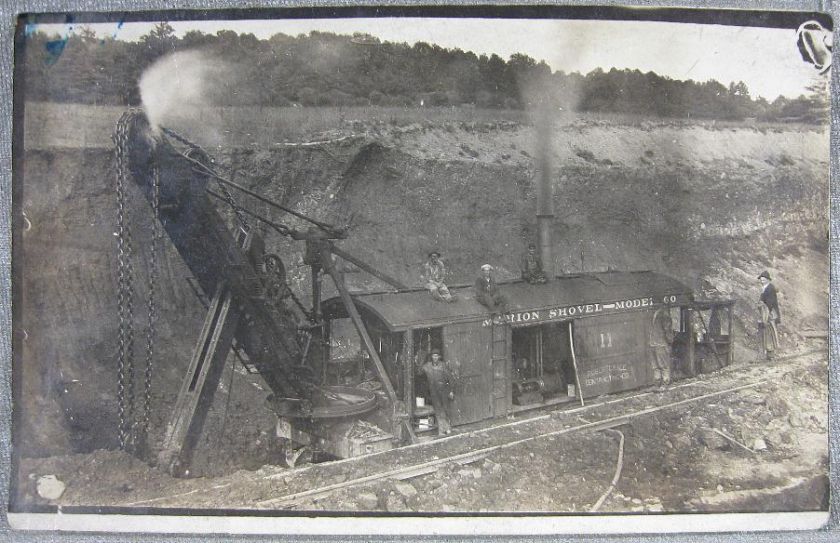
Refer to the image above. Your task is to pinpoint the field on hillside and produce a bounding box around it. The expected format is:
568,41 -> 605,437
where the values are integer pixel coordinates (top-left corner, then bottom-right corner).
23,101 -> 823,150
24,102 -> 527,149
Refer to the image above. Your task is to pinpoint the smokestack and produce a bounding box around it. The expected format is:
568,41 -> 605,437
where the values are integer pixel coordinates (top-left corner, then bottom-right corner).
536,113 -> 554,279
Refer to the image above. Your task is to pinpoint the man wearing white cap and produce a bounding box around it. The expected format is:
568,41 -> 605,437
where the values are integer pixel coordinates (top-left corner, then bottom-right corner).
474,264 -> 508,313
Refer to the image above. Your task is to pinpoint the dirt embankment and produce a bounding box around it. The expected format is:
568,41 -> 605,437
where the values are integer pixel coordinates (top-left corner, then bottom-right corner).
17,114 -> 829,474
280,119 -> 828,347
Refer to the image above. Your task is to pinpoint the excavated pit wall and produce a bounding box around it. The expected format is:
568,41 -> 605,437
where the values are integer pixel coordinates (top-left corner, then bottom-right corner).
16,120 -> 829,472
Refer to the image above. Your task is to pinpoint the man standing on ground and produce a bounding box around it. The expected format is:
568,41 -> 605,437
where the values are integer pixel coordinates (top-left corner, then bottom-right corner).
650,307 -> 675,388
758,271 -> 781,324
758,271 -> 780,360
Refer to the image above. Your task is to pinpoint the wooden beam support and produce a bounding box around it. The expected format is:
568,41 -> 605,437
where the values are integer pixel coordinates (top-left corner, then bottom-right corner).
320,248 -> 397,402
403,329 -> 414,422
330,245 -> 408,290
158,284 -> 240,477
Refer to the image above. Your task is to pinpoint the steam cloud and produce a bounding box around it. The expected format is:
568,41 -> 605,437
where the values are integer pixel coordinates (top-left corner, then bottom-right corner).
139,50 -> 234,140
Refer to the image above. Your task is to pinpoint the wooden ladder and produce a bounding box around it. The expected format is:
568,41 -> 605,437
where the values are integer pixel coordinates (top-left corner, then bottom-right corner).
490,318 -> 509,417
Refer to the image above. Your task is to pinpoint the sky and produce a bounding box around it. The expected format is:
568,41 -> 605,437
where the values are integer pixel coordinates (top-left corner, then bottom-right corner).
28,17 -> 827,100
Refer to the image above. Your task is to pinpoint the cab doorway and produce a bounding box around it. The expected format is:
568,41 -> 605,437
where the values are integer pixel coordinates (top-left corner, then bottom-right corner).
510,321 -> 576,407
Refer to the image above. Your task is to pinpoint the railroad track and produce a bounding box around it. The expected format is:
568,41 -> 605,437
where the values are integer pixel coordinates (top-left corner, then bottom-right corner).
256,378 -> 771,508
122,348 -> 824,509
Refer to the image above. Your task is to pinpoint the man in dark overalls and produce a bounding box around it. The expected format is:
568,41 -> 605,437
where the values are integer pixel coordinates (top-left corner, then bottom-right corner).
419,350 -> 457,435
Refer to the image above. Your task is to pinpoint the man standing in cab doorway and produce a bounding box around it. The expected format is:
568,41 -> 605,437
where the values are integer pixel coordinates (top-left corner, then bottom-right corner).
419,350 -> 457,436
423,251 -> 457,303
649,307 -> 675,389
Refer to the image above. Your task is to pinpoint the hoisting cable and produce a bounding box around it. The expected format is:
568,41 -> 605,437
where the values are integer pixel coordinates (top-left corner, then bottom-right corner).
165,129 -> 318,326
217,156 -> 251,233
159,127 -> 250,235
214,176 -> 339,235
166,129 -> 322,325
205,189 -> 316,322
162,128 -> 321,337
160,127 -> 339,236
206,190 -> 293,236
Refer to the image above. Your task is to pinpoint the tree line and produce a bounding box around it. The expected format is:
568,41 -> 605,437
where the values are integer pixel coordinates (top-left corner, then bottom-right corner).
22,23 -> 827,123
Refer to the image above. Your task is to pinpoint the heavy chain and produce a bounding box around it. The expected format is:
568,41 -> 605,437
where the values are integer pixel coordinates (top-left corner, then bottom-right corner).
141,164 -> 160,439
113,110 -> 138,451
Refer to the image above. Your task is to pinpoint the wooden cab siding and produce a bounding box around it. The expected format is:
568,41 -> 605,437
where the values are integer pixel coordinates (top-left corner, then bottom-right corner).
321,271 -> 733,428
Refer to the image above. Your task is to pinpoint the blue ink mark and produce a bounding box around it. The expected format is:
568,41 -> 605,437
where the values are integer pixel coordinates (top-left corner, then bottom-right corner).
39,14 -> 76,64
24,24 -> 38,37
111,19 -> 125,39
45,39 -> 68,65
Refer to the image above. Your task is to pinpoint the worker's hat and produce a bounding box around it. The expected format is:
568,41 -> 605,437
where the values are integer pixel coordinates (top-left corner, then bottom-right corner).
428,250 -> 441,258
758,271 -> 771,280
480,264 -> 494,271
430,349 -> 441,356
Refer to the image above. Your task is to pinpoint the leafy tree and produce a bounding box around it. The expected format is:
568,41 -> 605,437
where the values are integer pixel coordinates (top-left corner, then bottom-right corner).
19,24 -> 827,124
141,22 -> 176,60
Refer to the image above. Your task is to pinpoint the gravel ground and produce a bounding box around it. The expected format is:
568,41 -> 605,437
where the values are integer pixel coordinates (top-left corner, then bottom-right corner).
15,346 -> 827,514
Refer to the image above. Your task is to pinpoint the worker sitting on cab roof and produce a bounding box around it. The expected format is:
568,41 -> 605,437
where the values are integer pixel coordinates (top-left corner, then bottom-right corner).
475,264 -> 508,314
423,251 -> 457,303
521,243 -> 547,284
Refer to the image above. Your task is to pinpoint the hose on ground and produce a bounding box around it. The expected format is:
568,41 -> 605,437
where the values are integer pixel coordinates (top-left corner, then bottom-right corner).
590,428 -> 625,512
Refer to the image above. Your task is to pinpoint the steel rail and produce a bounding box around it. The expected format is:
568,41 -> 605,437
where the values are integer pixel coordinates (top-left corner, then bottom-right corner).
121,348 -> 823,508
255,376 -> 774,507
368,348 -> 823,457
